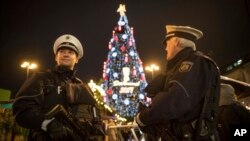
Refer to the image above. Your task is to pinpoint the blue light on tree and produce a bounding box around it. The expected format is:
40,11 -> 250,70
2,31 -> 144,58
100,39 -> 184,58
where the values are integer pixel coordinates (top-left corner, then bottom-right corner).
101,4 -> 148,121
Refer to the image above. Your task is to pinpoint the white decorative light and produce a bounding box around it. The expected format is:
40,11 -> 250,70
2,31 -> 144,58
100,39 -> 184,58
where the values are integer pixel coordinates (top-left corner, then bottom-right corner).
118,21 -> 125,26
112,94 -> 118,100
237,59 -> 242,65
111,47 -> 115,52
112,52 -> 117,57
124,98 -> 130,105
129,50 -> 135,56
106,68 -> 110,73
139,94 -> 145,99
139,67 -> 143,72
113,72 -> 118,78
122,34 -> 128,39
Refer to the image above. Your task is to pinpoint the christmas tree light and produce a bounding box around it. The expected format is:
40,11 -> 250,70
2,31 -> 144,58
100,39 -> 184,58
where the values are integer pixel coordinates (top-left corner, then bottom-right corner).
101,4 -> 148,121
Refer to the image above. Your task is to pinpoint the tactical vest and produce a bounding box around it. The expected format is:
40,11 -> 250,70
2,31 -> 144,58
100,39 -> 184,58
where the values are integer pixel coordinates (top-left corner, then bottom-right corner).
38,71 -> 105,140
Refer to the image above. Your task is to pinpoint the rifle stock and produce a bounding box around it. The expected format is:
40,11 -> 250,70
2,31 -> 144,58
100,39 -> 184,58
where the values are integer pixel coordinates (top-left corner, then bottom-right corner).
45,104 -> 89,140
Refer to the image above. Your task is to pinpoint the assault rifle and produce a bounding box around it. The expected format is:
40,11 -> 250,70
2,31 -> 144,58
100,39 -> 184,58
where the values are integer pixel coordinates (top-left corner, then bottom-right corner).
45,104 -> 91,141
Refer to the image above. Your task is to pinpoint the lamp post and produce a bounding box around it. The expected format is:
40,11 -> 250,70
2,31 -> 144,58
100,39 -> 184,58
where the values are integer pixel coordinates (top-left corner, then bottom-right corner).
145,64 -> 159,79
21,61 -> 37,79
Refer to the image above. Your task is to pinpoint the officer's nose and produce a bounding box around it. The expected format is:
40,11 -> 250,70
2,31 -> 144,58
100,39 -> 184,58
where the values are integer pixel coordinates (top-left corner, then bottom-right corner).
62,52 -> 71,57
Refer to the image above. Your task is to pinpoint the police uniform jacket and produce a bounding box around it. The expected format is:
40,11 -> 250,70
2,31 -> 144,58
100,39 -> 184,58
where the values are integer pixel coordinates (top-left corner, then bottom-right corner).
139,48 -> 220,128
12,66 -> 97,140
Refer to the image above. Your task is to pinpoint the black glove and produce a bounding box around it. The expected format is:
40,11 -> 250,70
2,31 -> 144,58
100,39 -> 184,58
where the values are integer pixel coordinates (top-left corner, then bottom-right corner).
92,122 -> 105,136
138,101 -> 147,112
145,74 -> 166,98
47,119 -> 71,140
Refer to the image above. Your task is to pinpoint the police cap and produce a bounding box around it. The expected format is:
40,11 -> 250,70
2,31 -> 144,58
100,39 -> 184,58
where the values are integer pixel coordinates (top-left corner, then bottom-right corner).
53,34 -> 84,59
163,25 -> 203,45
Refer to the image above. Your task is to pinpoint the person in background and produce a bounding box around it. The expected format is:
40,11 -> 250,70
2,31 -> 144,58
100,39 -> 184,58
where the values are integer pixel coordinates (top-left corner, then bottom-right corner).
13,34 -> 104,141
217,83 -> 250,141
136,25 -> 221,141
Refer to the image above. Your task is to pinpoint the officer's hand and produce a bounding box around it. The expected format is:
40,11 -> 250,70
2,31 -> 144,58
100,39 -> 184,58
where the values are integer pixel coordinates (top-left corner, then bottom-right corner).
46,119 -> 70,140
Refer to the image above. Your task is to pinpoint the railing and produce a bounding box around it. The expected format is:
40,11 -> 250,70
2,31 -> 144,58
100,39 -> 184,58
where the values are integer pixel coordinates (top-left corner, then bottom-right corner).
106,124 -> 142,141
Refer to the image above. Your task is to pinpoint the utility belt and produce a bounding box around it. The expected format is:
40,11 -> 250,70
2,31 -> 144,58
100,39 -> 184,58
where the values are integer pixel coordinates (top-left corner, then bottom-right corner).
158,118 -> 216,141
171,121 -> 195,140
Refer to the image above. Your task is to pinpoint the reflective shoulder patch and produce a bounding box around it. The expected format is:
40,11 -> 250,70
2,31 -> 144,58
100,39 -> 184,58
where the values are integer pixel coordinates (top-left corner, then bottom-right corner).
179,61 -> 194,72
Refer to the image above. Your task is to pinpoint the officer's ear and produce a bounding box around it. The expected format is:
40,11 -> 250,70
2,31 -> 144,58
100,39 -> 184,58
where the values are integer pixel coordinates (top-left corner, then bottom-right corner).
75,58 -> 79,64
174,37 -> 180,47
55,53 -> 59,62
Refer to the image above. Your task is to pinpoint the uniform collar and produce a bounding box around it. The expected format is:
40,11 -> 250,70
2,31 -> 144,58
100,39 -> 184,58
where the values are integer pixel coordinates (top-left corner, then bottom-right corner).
54,65 -> 77,79
167,48 -> 194,69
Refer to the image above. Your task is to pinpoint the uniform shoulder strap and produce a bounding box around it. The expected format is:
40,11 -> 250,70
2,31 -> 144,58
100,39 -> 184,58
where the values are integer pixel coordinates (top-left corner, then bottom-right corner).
194,51 -> 219,70
75,77 -> 83,84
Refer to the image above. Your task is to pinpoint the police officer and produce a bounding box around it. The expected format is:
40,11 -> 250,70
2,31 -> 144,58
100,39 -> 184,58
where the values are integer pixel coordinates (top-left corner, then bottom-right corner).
136,25 -> 221,141
217,83 -> 250,141
13,34 -> 104,141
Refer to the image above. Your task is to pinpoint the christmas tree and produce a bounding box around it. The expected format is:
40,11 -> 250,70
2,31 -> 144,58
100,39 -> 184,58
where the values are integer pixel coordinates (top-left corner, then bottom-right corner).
101,4 -> 148,121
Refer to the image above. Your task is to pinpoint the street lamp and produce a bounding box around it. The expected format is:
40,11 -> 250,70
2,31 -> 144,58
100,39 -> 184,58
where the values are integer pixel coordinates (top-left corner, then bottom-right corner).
145,64 -> 159,79
21,61 -> 37,79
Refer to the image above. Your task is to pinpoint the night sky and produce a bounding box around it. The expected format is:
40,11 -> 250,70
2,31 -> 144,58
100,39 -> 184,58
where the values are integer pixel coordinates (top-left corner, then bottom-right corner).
0,0 -> 250,96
